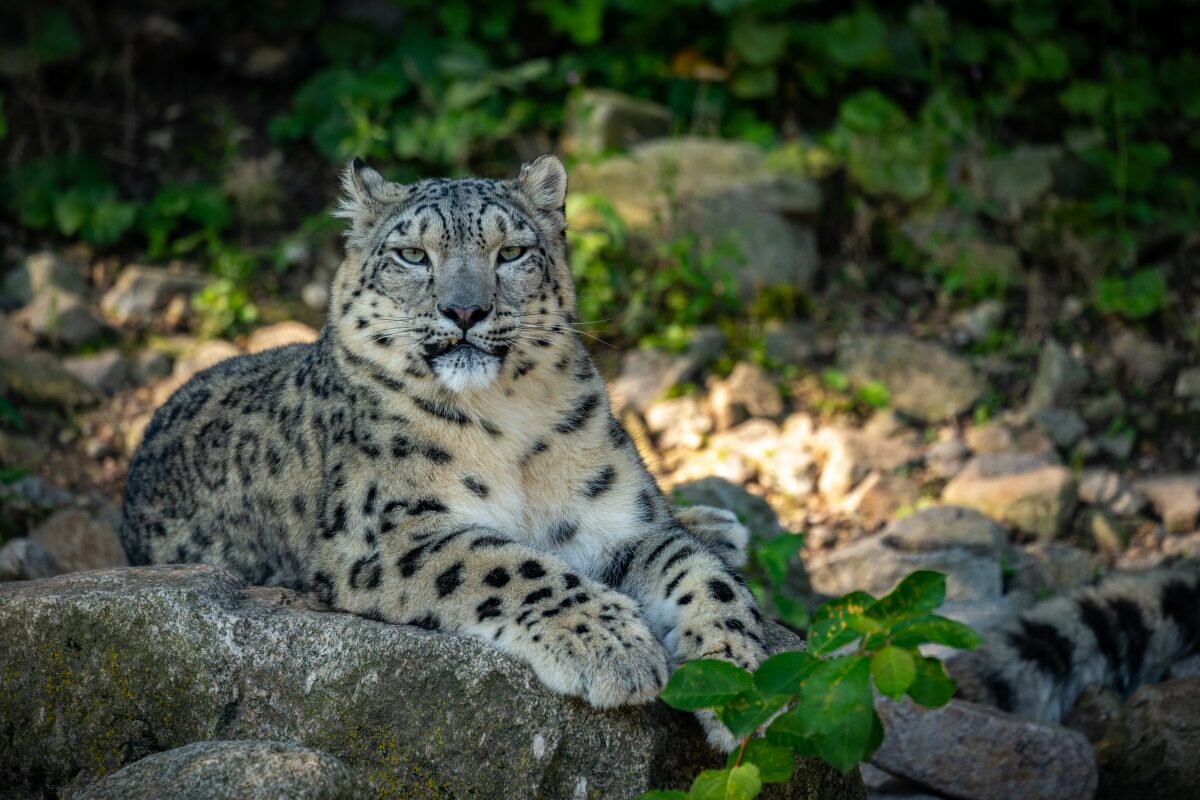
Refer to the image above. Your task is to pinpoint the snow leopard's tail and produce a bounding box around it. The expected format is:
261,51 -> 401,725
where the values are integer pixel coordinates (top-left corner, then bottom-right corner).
947,558 -> 1200,722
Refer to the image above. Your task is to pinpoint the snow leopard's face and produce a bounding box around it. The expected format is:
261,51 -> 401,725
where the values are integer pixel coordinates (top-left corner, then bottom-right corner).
331,156 -> 574,394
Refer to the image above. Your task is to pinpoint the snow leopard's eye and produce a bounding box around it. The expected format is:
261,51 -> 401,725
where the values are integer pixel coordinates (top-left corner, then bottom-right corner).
498,246 -> 526,263
392,247 -> 428,266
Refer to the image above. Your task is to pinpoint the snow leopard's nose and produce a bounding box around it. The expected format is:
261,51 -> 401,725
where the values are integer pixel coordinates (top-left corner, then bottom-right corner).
439,304 -> 491,332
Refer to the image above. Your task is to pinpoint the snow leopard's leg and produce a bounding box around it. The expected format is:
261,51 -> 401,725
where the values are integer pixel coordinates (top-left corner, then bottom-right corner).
674,505 -> 749,568
312,522 -> 668,709
607,524 -> 770,750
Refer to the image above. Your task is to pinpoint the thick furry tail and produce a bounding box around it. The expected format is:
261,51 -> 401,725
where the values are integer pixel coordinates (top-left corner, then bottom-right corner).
947,559 -> 1200,722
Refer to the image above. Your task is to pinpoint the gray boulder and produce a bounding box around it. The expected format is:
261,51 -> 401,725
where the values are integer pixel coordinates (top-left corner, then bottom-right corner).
3,251 -> 87,307
562,89 -> 672,156
78,740 -> 366,800
808,514 -> 1004,604
23,509 -> 129,579
0,566 -> 862,800
837,335 -> 983,423
873,698 -> 1096,800
0,351 -> 100,408
62,350 -> 133,395
13,289 -> 107,348
1096,678 -> 1200,800
571,137 -> 822,298
942,453 -> 1077,540
100,264 -> 207,327
1027,340 -> 1088,412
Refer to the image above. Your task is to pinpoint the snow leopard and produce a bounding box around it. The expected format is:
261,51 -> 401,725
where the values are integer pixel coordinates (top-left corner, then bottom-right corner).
949,558 -> 1200,722
121,155 -> 767,749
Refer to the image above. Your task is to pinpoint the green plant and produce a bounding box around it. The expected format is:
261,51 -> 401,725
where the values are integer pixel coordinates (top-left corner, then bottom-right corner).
743,534 -> 809,630
192,278 -> 259,338
0,396 -> 25,431
640,571 -> 980,798
1093,268 -> 1168,320
4,157 -> 137,246
140,183 -> 233,259
566,192 -> 742,350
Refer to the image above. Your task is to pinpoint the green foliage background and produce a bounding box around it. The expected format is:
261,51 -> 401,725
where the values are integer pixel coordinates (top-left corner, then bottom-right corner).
2,0 -> 1197,335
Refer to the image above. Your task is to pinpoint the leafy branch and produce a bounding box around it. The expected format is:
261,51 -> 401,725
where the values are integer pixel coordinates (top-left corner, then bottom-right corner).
640,570 -> 981,799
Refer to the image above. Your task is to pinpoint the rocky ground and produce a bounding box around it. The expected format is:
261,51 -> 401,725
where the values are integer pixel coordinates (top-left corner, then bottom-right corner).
2,128 -> 1199,799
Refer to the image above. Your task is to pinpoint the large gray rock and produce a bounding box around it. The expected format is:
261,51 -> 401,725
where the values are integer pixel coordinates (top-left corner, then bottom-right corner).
1026,340 -> 1088,412
572,138 -> 822,298
23,509 -> 129,579
708,361 -> 784,430
0,566 -> 861,800
807,508 -> 1005,603
879,506 -> 1007,555
610,328 -> 724,413
13,289 -> 107,347
100,264 -> 207,327
1132,474 -> 1200,533
562,89 -> 672,156
78,740 -> 366,800
811,425 -> 918,503
836,335 -> 984,423
979,145 -> 1061,221
872,698 -> 1096,800
943,453 -> 1077,540
3,251 -> 87,306
0,351 -> 100,408
1096,678 -> 1200,800
1175,366 -> 1200,399
62,349 -> 133,395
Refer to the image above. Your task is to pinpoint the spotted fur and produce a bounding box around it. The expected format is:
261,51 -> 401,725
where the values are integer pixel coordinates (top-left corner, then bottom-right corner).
949,560 -> 1200,722
121,155 -> 767,749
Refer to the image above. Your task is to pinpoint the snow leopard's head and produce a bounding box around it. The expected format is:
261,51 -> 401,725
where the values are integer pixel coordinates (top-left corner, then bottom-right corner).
330,155 -> 574,394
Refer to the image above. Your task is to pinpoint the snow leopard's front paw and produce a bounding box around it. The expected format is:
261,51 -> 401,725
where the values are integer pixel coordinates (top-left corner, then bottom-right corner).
675,505 -> 749,568
659,574 -> 770,751
519,585 -> 669,709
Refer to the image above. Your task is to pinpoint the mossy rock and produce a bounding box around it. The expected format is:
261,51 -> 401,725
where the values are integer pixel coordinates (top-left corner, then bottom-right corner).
0,566 -> 864,800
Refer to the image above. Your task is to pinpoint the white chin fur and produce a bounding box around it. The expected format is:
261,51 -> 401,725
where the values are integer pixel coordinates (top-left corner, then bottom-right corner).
432,348 -> 501,393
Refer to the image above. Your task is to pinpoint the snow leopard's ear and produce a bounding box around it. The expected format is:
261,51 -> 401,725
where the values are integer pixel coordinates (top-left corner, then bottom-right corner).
335,157 -> 403,243
516,154 -> 568,214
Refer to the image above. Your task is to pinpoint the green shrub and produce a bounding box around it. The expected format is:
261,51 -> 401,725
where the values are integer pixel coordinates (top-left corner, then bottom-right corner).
641,571 -> 980,798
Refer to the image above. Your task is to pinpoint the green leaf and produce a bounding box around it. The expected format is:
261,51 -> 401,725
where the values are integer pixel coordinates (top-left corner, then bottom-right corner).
730,18 -> 789,67
855,380 -> 890,409
730,66 -> 777,99
822,368 -> 850,392
889,614 -> 983,650
808,592 -> 876,655
84,198 -> 137,246
637,792 -> 690,800
1095,269 -> 1168,320
824,7 -> 888,69
870,646 -> 917,699
906,656 -> 957,707
753,534 -> 804,589
717,687 -> 790,739
867,571 -> 946,623
661,660 -> 754,711
741,740 -> 794,784
772,593 -> 810,629
765,707 -> 819,754
800,657 -> 876,772
691,764 -> 762,800
754,650 -> 816,697
52,191 -> 90,236
0,396 -> 26,431
1060,81 -> 1108,116
837,91 -> 908,135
